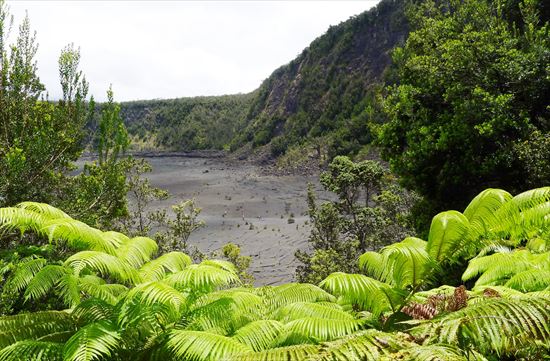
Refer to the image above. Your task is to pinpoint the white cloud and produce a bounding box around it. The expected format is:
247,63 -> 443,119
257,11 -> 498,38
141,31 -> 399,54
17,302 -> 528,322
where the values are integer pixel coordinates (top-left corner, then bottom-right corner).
6,1 -> 379,101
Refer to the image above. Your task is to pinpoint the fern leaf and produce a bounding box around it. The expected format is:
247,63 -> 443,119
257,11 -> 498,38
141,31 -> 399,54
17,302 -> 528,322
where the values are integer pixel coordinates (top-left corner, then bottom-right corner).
62,321 -> 121,361
167,330 -> 251,361
263,284 -> 335,312
410,297 -> 550,356
504,269 -> 550,292
233,320 -> 285,351
0,341 -> 63,361
164,264 -> 239,291
272,302 -> 353,323
230,344 -> 319,361
316,329 -> 412,361
64,251 -> 135,284
23,265 -> 68,302
117,236 -> 158,269
426,211 -> 470,263
319,273 -> 402,315
138,252 -> 191,282
6,257 -> 47,293
16,202 -> 70,220
72,299 -> 116,326
282,317 -> 363,344
0,311 -> 75,348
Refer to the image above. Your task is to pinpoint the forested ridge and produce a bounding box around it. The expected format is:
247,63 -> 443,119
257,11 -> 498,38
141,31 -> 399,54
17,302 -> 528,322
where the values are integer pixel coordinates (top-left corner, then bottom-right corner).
118,94 -> 253,151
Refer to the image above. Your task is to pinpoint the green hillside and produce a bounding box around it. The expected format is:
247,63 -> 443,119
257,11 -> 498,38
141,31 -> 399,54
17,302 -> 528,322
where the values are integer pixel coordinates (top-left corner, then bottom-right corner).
119,94 -> 253,151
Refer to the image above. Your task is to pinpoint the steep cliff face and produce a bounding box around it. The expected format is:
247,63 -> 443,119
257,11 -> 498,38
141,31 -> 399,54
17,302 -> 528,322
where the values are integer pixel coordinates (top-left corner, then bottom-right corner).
118,0 -> 409,156
231,0 -> 409,156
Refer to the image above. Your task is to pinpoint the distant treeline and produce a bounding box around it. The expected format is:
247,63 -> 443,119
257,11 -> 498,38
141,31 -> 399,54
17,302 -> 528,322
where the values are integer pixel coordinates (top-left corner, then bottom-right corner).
116,94 -> 253,151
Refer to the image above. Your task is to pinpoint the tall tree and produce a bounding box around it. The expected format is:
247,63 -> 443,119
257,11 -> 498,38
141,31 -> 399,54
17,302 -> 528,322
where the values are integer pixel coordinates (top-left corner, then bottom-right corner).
379,0 -> 550,218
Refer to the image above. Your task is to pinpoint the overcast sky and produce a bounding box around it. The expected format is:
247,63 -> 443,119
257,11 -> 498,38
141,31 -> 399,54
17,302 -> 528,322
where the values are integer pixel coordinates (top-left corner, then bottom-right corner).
6,1 -> 378,102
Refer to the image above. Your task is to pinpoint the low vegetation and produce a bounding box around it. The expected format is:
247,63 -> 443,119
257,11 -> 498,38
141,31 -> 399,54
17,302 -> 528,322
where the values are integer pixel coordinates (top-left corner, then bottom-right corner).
0,186 -> 548,360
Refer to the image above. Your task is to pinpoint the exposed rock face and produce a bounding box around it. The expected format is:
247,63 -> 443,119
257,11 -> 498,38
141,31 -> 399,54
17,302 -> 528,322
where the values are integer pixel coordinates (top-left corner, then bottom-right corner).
234,0 -> 409,149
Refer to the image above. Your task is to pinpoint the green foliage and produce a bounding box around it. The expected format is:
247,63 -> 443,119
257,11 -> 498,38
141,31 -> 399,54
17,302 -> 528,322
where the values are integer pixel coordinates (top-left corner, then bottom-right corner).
295,156 -> 416,283
379,0 -> 550,217
232,0 -> 408,159
118,94 -> 253,152
0,189 -> 549,360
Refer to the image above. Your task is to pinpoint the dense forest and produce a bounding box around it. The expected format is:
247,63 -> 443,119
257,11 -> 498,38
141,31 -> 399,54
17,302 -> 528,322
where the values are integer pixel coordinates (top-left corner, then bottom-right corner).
0,0 -> 549,360
118,94 -> 253,151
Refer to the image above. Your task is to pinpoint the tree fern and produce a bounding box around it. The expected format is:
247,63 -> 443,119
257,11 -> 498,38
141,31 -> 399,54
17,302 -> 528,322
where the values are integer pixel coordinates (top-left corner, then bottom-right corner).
262,283 -> 335,312
426,211 -> 470,263
16,202 -> 71,220
62,321 -> 121,361
0,311 -> 75,348
0,207 -> 46,235
231,344 -> 319,361
164,264 -> 239,291
116,236 -> 158,269
167,330 -> 251,361
0,341 -> 64,361
272,302 -> 353,323
319,273 -> 402,315
409,297 -> 550,356
232,320 -> 285,351
138,252 -> 191,282
64,251 -> 136,284
281,317 -> 363,345
315,329 -> 412,361
6,257 -> 47,293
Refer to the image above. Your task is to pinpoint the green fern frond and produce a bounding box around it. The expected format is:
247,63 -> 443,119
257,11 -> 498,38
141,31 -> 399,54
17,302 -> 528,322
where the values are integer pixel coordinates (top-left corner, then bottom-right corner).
42,218 -> 117,254
493,187 -> 550,241
426,211 -> 470,263
526,237 -> 549,253
319,273 -> 402,315
231,344 -> 319,361
58,273 -> 81,307
138,252 -> 191,282
0,311 -> 75,348
23,265 -> 69,302
504,269 -> 550,292
16,202 -> 70,220
315,329 -> 412,361
0,341 -> 63,361
187,291 -> 264,334
263,284 -> 336,312
64,251 -> 135,283
164,264 -> 239,291
0,207 -> 46,235
380,237 -> 432,289
410,297 -> 550,356
62,321 -> 121,361
120,281 -> 186,319
200,259 -> 238,273
358,251 -> 385,280
233,320 -> 285,351
72,299 -> 116,326
463,250 -> 549,287
389,344 -> 472,361
117,236 -> 158,269
273,302 -> 353,323
167,330 -> 251,361
6,257 -> 47,293
464,188 -> 512,241
78,275 -> 126,305
282,317 -> 363,345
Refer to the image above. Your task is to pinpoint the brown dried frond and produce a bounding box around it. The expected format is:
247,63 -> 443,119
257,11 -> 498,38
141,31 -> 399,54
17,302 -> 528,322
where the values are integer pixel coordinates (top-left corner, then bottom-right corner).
483,287 -> 501,298
402,302 -> 438,320
447,285 -> 468,311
